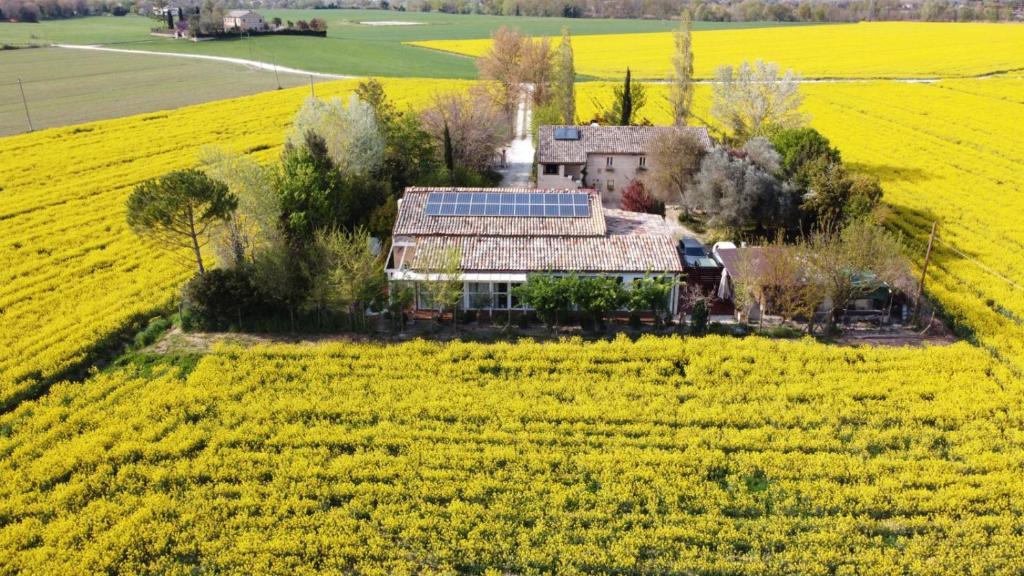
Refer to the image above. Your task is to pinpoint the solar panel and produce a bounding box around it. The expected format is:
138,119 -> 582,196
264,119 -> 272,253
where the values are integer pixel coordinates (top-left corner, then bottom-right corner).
424,192 -> 591,218
553,127 -> 581,141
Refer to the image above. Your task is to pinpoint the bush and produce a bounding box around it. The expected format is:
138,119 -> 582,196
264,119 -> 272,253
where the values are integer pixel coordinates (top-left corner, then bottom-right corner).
690,300 -> 709,335
621,179 -> 665,216
181,267 -> 265,331
133,316 -> 172,349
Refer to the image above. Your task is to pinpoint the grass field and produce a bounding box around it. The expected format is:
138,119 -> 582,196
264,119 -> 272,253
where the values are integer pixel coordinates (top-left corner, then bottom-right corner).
0,77 -> 470,411
1,337 -> 1021,573
0,47 -> 311,136
416,21 -> 1024,80
0,12 -> 807,78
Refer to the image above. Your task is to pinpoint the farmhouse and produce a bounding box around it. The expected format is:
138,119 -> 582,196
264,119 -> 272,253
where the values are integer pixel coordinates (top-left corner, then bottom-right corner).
536,125 -> 713,206
223,10 -> 266,32
386,187 -> 684,315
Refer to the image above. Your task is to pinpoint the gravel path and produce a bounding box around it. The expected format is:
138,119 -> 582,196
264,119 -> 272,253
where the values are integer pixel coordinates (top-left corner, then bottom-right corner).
498,87 -> 535,187
54,43 -> 357,79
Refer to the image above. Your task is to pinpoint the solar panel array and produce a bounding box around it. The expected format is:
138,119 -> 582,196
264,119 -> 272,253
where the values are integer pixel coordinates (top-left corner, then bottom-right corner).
553,127 -> 581,141
425,192 -> 591,218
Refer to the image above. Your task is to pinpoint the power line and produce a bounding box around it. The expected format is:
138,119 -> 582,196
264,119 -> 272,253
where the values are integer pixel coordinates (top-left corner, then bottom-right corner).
932,234 -> 1024,291
17,79 -> 33,132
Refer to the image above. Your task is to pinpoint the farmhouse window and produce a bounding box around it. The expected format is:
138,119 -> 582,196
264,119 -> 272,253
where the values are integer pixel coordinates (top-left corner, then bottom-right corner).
543,164 -> 559,175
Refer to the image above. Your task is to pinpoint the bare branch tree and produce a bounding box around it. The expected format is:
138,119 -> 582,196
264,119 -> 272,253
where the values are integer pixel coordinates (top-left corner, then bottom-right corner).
420,88 -> 509,174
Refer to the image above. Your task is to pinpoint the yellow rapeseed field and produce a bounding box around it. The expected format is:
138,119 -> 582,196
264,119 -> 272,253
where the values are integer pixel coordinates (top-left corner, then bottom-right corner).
0,77 -> 471,410
2,336 -> 1022,573
413,22 -> 1024,80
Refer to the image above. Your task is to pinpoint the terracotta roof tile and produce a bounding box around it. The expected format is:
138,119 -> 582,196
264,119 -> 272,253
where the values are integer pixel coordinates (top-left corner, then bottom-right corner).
412,235 -> 684,273
537,125 -> 713,165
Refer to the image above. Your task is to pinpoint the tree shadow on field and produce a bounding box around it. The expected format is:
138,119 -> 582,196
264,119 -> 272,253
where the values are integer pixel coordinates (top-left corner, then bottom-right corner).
1,305 -> 172,415
885,204 -> 1024,343
848,162 -> 933,184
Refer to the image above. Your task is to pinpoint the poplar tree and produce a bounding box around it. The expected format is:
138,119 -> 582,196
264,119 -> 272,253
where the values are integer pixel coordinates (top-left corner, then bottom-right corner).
669,9 -> 695,126
553,27 -> 576,124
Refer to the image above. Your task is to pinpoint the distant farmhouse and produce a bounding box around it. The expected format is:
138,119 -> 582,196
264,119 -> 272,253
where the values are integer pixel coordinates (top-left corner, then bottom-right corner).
536,125 -> 713,207
386,187 -> 684,316
223,9 -> 266,32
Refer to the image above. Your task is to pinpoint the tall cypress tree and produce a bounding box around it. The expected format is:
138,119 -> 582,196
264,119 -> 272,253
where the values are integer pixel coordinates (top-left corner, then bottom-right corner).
620,68 -> 633,126
443,121 -> 455,184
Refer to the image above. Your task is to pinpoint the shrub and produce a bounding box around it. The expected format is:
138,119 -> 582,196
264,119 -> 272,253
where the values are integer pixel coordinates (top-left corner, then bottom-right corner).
690,300 -> 709,335
133,316 -> 172,349
181,267 -> 264,331
621,179 -> 665,216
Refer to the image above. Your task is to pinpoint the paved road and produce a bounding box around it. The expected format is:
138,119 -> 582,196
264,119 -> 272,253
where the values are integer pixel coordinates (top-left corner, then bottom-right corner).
498,88 -> 535,188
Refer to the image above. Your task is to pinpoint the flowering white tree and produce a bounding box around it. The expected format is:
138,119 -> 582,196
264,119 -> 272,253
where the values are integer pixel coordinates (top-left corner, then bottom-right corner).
287,95 -> 385,177
711,60 -> 807,142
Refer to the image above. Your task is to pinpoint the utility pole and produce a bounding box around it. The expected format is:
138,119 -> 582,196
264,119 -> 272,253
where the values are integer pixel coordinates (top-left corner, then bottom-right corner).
17,79 -> 33,132
309,75 -> 315,98
271,53 -> 281,90
913,221 -> 938,326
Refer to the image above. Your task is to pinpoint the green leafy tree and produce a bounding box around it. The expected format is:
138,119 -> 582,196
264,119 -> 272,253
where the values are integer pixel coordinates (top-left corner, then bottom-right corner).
275,132 -> 388,246
357,79 -> 439,192
126,168 -> 238,276
769,127 -> 842,184
251,235 -> 305,331
801,158 -> 883,230
275,132 -> 344,245
626,275 -> 675,327
572,275 -> 623,330
310,228 -> 386,331
514,273 -> 577,329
